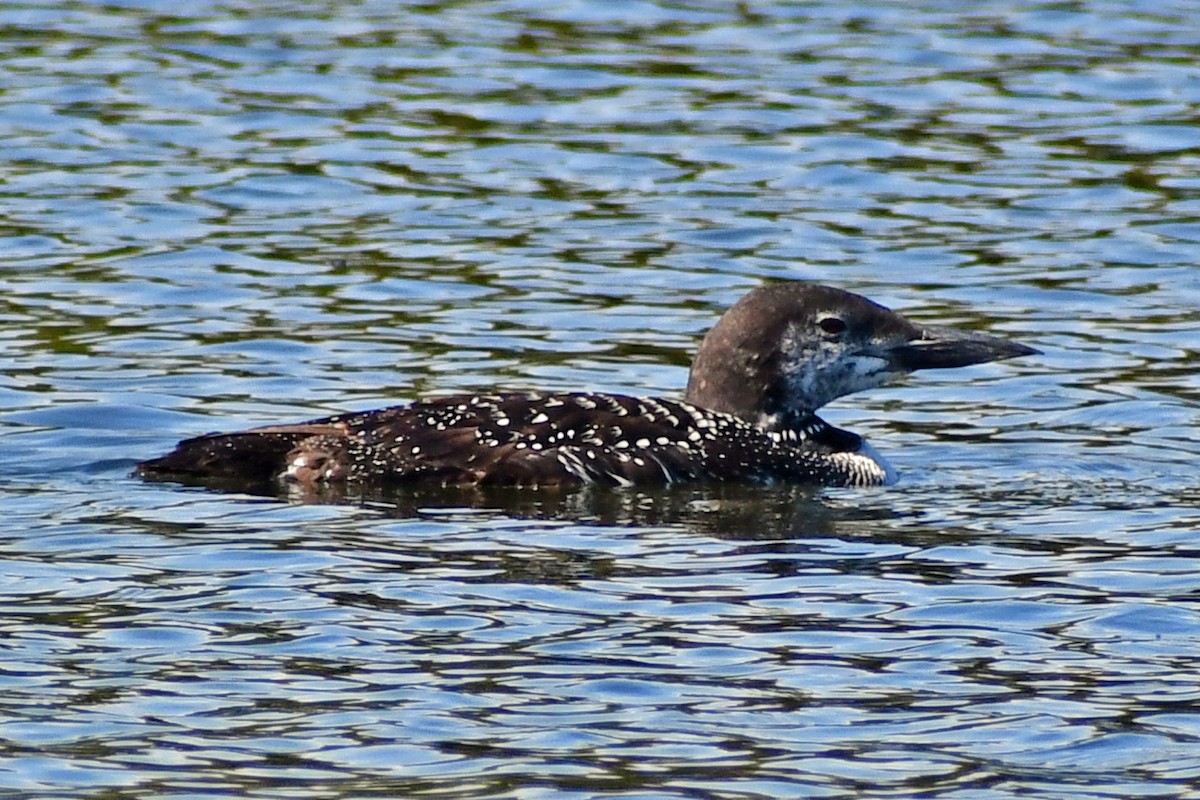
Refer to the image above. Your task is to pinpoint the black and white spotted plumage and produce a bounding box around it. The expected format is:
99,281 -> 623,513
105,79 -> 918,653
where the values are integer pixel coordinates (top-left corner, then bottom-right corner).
137,282 -> 1037,491
145,392 -> 887,490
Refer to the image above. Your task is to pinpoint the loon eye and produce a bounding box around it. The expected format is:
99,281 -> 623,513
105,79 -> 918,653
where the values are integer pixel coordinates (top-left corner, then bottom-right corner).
818,316 -> 847,335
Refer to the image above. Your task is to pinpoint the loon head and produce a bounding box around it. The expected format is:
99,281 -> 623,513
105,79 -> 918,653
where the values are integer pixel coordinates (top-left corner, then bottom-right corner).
685,283 -> 1039,429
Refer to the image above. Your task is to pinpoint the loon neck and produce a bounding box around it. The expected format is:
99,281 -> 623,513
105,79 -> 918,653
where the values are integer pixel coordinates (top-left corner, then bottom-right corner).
683,282 -> 911,426
684,287 -> 828,426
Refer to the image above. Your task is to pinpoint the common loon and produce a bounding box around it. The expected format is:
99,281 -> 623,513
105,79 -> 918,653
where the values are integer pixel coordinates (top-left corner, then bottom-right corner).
136,282 -> 1038,490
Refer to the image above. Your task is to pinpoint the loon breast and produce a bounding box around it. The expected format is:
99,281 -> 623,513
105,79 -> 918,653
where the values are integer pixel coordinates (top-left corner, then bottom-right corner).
135,282 -> 1037,491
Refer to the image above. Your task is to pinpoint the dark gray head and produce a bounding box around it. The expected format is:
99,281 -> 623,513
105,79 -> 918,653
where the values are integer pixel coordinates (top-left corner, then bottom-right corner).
685,283 -> 1039,428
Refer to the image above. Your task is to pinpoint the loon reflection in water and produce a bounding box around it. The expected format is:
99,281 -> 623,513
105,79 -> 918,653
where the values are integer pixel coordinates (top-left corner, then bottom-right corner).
137,282 -> 1038,491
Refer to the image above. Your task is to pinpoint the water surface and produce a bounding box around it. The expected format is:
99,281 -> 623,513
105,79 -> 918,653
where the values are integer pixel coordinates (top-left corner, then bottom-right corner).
3,1 -> 1200,798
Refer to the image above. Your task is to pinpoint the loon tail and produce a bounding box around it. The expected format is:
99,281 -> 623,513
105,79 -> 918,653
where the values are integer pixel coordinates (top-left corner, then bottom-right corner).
135,425 -> 341,485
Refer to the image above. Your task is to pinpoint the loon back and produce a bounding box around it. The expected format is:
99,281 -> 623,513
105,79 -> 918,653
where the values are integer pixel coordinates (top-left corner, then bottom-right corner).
136,282 -> 1038,491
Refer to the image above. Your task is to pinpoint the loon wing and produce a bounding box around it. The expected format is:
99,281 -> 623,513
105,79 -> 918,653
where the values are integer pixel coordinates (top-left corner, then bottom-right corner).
338,392 -> 711,487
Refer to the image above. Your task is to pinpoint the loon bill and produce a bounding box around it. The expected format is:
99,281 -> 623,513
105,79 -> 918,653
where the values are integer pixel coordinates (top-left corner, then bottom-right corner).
136,282 -> 1039,490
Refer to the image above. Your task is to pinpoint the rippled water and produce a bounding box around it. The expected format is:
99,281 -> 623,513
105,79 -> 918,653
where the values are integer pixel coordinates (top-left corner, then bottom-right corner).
3,1 -> 1200,797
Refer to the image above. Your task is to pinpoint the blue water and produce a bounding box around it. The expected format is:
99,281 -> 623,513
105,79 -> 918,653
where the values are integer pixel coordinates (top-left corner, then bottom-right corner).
3,1 -> 1200,797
